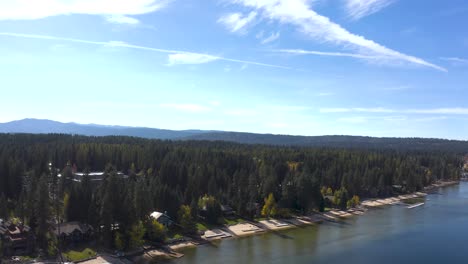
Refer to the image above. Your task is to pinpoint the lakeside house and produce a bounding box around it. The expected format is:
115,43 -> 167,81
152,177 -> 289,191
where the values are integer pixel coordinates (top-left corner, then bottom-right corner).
461,172 -> 468,181
150,211 -> 173,227
73,172 -> 128,182
221,205 -> 235,217
53,222 -> 94,244
0,219 -> 34,256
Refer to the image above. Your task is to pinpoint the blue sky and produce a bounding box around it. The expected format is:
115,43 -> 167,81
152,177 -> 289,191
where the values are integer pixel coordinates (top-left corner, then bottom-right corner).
1,0 -> 468,139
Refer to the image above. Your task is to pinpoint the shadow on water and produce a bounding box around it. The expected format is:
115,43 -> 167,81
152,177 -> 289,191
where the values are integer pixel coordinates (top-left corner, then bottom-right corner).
321,219 -> 352,229
267,230 -> 294,240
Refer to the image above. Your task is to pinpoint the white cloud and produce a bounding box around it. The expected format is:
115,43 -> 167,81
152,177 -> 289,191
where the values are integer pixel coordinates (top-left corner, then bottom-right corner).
106,14 -> 140,24
209,101 -> 222,106
410,108 -> 468,115
440,57 -> 468,66
225,109 -> 259,117
159,103 -> 212,113
320,107 -> 468,115
224,65 -> 232,72
382,85 -> 412,91
338,116 -> 369,123
0,0 -> 171,20
167,53 -> 219,65
337,114 -> 452,124
228,0 -> 446,72
345,0 -> 396,20
266,122 -> 289,128
261,31 -> 280,44
317,92 -> 335,96
0,32 -> 290,69
218,11 -> 257,34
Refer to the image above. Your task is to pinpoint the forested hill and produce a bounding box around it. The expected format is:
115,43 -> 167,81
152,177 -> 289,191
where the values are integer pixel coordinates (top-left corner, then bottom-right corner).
187,132 -> 468,153
1,119 -> 468,153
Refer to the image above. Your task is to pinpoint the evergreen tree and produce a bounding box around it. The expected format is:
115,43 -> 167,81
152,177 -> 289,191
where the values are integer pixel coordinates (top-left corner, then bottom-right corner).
0,194 -> 8,219
177,205 -> 196,234
35,174 -> 51,251
128,221 -> 145,249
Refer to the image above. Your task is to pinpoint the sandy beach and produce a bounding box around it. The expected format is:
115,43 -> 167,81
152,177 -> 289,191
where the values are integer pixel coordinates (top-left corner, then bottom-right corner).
361,181 -> 457,208
258,219 -> 294,230
226,223 -> 265,236
202,229 -> 233,240
170,241 -> 197,251
82,181 -> 459,263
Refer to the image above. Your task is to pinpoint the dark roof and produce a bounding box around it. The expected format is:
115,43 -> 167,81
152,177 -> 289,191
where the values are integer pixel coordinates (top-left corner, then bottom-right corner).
54,222 -> 93,236
0,219 -> 30,236
0,225 -> 6,235
221,205 -> 234,212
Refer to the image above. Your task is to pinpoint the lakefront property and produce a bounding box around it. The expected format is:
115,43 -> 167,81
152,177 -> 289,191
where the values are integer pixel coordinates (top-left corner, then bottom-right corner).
0,134 -> 466,263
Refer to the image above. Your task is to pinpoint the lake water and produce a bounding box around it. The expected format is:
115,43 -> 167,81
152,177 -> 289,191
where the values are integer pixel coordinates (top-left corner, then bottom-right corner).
168,182 -> 468,264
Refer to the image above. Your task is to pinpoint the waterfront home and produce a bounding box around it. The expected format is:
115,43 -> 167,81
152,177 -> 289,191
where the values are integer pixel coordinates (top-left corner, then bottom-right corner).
461,172 -> 468,181
221,205 -> 235,217
0,219 -> 34,256
150,211 -> 173,227
54,221 -> 94,243
73,172 -> 128,182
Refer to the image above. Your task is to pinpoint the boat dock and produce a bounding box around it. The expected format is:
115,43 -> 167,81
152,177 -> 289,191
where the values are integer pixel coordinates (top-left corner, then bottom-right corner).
407,203 -> 424,209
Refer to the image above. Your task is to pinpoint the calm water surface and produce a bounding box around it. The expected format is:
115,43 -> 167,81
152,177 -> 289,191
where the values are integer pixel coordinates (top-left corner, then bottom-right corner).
168,182 -> 468,264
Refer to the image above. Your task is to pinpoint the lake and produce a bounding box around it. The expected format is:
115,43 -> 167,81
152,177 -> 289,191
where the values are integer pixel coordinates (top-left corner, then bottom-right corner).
167,182 -> 468,264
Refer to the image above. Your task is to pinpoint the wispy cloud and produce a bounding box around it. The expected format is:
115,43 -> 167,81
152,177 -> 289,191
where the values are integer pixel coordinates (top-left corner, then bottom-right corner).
0,32 -> 290,69
345,0 -> 396,20
159,103 -> 212,113
224,104 -> 309,117
260,32 -> 280,44
338,116 -> 369,123
320,107 -> 468,115
323,107 -> 395,113
0,0 -> 172,20
275,49 -> 380,59
218,11 -> 257,34
106,14 -> 140,25
337,115 -> 450,124
228,0 -> 446,72
167,53 -> 219,65
317,92 -> 335,96
440,57 -> 468,66
381,85 -> 412,91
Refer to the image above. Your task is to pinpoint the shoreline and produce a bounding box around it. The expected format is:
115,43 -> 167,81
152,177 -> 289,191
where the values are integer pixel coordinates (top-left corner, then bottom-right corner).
83,180 -> 460,263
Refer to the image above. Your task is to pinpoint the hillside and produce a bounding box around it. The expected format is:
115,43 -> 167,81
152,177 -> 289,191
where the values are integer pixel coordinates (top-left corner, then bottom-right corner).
1,118 -> 467,153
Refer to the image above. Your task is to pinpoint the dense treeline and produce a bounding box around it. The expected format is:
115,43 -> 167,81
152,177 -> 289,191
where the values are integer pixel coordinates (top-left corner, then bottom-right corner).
0,133 -> 463,252
189,133 -> 468,153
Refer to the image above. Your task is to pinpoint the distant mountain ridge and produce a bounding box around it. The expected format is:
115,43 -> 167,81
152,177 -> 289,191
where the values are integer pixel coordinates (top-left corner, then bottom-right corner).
1,119 -> 467,152
0,118 -> 207,140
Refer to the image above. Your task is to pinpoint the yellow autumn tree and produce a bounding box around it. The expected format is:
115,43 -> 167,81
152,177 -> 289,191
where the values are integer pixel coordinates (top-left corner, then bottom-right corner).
261,193 -> 277,218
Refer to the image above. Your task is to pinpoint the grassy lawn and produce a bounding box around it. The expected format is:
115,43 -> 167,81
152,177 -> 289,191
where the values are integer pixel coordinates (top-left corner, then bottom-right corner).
63,248 -> 97,262
166,229 -> 185,241
223,217 -> 245,225
196,222 -> 208,232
